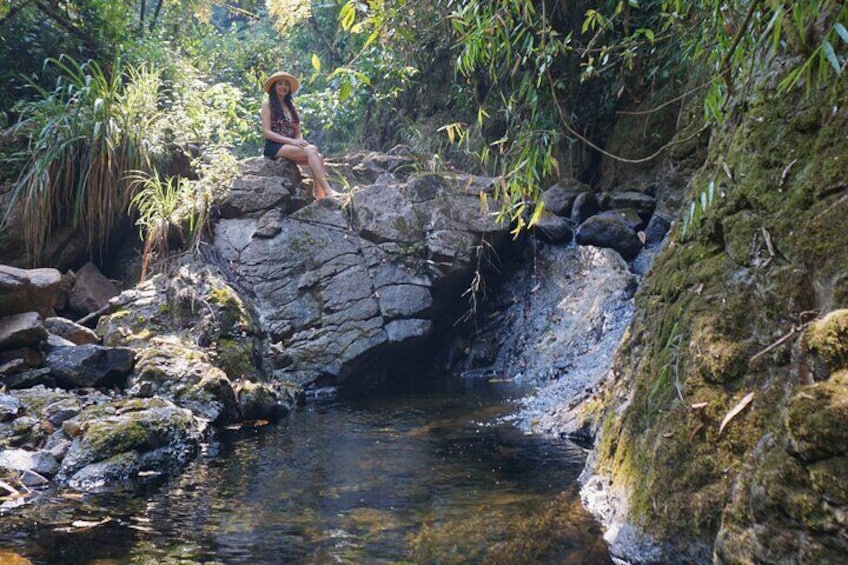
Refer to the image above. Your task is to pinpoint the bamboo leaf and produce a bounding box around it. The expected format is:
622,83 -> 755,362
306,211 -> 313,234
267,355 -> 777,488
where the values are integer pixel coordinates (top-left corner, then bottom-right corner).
834,23 -> 848,45
719,392 -> 754,435
821,40 -> 841,74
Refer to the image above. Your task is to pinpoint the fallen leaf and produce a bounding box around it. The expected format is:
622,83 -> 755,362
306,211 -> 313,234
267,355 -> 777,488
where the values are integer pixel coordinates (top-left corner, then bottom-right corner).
719,392 -> 754,435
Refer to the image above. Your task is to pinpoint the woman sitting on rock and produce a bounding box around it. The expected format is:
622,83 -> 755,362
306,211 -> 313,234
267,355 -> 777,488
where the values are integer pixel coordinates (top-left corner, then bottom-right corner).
260,71 -> 338,200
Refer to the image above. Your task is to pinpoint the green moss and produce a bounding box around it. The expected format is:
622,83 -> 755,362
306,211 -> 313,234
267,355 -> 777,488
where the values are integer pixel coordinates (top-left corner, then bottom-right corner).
213,338 -> 257,379
785,372 -> 848,462
81,400 -> 193,457
803,310 -> 848,372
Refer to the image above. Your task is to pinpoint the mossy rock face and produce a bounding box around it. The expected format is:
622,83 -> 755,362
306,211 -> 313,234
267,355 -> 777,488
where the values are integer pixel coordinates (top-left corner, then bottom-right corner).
803,309 -> 848,373
689,315 -> 750,384
130,344 -> 238,424
785,373 -> 848,462
57,397 -> 202,488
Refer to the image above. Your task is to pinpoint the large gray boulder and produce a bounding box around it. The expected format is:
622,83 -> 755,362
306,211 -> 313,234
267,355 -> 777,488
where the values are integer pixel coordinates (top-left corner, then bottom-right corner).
46,344 -> 135,388
212,160 -> 509,385
0,266 -> 64,317
0,312 -> 47,350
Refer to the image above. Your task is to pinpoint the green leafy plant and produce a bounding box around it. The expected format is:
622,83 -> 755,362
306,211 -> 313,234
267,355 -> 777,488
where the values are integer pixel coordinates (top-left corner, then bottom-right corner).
679,178 -> 717,242
2,55 -> 158,263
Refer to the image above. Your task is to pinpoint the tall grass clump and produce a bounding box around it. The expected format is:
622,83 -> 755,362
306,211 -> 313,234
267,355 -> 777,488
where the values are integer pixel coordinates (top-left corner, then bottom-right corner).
3,55 -> 164,263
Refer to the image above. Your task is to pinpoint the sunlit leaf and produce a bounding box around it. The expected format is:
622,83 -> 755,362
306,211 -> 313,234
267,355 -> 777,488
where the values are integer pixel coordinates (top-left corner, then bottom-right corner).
311,54 -> 321,72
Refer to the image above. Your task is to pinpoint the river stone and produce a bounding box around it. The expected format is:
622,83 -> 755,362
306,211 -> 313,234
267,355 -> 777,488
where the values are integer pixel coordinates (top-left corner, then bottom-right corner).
0,358 -> 27,377
67,262 -> 120,315
534,212 -> 574,244
0,394 -> 21,422
46,345 -> 135,389
542,180 -> 587,217
0,265 -> 63,317
600,208 -> 646,232
604,191 -> 656,220
129,344 -> 240,424
571,192 -> 600,224
0,448 -> 59,476
56,397 -> 203,490
575,214 -> 643,261
236,380 -> 295,421
4,368 -> 54,390
44,317 -> 99,345
0,312 -> 47,350
644,214 -> 671,245
0,346 -> 43,368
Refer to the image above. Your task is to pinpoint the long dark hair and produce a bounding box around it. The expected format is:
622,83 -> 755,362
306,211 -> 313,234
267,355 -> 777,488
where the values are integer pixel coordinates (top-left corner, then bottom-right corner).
268,88 -> 299,123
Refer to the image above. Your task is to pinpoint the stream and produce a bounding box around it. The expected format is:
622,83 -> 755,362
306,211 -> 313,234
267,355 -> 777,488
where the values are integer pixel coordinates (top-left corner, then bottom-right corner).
1,375 -> 611,564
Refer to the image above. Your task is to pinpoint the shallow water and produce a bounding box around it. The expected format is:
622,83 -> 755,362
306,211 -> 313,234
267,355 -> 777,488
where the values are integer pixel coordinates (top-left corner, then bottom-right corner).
1,377 -> 611,564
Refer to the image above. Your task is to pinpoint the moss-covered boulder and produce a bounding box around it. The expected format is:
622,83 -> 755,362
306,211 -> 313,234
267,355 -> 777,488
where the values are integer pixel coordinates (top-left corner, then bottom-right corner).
56,397 -> 204,491
129,342 -> 239,424
803,309 -> 848,373
785,371 -> 848,462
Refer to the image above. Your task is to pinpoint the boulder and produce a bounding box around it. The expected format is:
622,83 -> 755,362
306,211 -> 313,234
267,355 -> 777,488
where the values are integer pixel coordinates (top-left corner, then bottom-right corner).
212,168 -> 508,385
533,212 -> 574,244
44,317 -> 99,345
46,345 -> 135,389
67,263 -> 119,315
0,312 -> 47,350
4,368 -> 54,390
571,192 -> 600,224
604,190 -> 656,221
0,265 -> 63,317
542,179 -> 589,217
55,397 -> 204,491
236,380 -> 296,421
0,448 -> 59,476
575,214 -> 644,261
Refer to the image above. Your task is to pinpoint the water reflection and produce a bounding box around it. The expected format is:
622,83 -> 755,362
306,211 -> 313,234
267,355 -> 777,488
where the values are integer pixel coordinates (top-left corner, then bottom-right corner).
1,378 -> 611,564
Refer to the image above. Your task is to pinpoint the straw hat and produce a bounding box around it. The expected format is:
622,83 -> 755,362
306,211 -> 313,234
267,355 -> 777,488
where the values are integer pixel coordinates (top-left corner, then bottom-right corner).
264,71 -> 299,94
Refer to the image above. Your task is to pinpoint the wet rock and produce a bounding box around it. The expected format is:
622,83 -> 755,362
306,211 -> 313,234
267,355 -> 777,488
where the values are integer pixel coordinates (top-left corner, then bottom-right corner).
0,448 -> 59,476
46,345 -> 135,389
236,380 -> 295,421
0,358 -> 27,377
533,212 -> 574,244
0,265 -> 63,317
599,209 -> 645,232
56,397 -> 204,491
0,312 -> 47,350
44,317 -> 99,345
0,347 -> 44,369
575,214 -> 643,261
4,368 -> 54,390
67,262 -> 120,315
542,180 -> 587,217
604,191 -> 656,221
0,394 -> 21,422
571,192 -> 600,224
129,344 -> 239,424
644,214 -> 671,245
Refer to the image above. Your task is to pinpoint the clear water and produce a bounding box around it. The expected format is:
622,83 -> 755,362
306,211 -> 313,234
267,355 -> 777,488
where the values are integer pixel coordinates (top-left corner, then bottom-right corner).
0,377 -> 611,564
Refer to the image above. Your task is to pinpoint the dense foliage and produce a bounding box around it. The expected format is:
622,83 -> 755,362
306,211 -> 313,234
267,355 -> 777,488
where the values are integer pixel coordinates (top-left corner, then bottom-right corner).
1,0 -> 846,266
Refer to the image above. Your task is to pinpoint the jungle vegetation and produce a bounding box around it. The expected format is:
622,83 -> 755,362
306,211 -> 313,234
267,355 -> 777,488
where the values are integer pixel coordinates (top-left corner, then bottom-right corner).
0,0 -> 845,265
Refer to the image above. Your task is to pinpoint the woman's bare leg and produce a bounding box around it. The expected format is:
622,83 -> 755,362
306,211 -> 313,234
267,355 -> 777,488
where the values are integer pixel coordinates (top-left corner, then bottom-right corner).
277,144 -> 336,199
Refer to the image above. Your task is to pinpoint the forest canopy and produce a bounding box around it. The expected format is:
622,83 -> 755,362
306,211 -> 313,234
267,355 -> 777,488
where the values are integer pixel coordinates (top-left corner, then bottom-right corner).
1,0 -> 846,262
